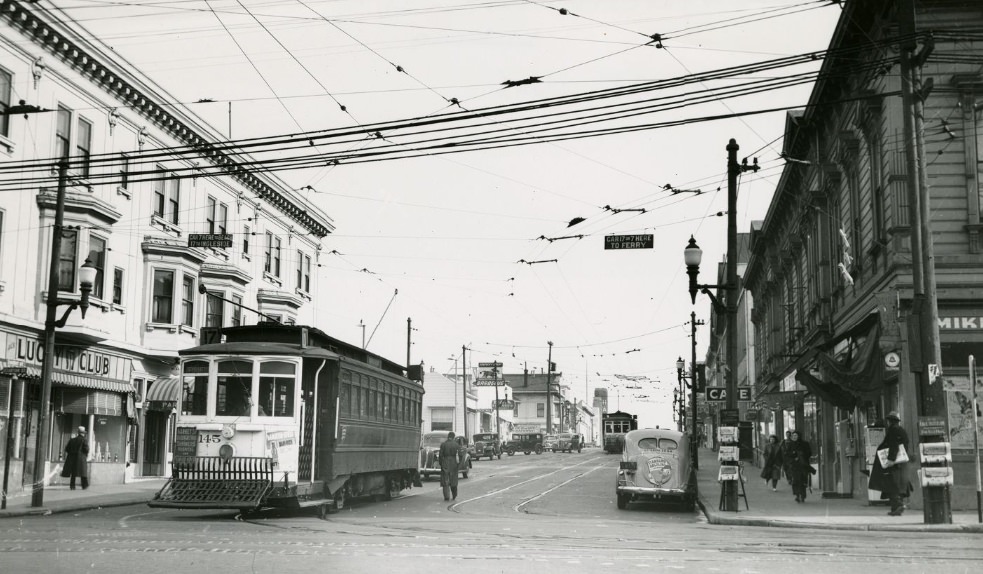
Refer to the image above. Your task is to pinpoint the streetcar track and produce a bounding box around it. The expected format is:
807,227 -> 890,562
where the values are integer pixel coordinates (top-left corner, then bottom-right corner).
448,454 -> 609,512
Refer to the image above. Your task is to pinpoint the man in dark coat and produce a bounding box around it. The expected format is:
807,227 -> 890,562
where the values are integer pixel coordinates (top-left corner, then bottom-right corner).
60,426 -> 89,490
788,431 -> 812,503
871,411 -> 911,516
439,431 -> 464,501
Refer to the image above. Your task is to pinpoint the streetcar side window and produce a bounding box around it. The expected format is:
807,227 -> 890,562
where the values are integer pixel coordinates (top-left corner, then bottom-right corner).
182,360 -> 209,416
340,371 -> 352,416
258,361 -> 295,417
216,360 -> 253,416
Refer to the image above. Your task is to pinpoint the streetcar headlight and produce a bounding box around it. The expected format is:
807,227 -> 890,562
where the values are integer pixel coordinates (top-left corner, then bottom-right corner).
219,443 -> 235,463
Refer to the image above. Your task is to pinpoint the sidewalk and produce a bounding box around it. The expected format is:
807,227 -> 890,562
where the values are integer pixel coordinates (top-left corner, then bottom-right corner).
695,447 -> 983,532
0,478 -> 167,518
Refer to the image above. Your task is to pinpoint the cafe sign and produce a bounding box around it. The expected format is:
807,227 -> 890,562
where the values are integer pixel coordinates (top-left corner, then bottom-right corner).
6,334 -> 131,380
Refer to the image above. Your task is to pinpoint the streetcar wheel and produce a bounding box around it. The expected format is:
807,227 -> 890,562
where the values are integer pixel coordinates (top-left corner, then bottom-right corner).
383,477 -> 401,501
329,489 -> 346,513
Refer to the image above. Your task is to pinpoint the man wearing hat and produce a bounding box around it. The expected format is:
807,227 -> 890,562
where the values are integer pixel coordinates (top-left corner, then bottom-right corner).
873,411 -> 911,516
60,426 -> 90,490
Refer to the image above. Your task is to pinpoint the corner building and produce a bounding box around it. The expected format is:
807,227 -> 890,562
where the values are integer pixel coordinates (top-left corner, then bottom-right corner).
0,2 -> 333,490
743,0 -> 983,510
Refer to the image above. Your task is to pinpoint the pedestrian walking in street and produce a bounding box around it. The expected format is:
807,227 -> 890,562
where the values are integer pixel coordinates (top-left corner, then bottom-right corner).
787,431 -> 812,503
60,426 -> 89,490
869,411 -> 913,516
760,434 -> 783,491
439,431 -> 464,501
780,431 -> 794,485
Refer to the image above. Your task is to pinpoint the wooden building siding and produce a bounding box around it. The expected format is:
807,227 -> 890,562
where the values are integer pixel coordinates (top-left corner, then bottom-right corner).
744,1 -> 983,393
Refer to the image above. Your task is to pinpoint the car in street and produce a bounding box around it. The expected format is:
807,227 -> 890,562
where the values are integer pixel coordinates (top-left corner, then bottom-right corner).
542,434 -> 559,452
419,432 -> 472,480
472,433 -> 502,460
615,428 -> 695,511
558,433 -> 583,453
504,433 -> 544,455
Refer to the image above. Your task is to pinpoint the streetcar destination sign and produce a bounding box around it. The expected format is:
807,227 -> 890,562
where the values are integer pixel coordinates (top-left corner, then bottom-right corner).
604,234 -> 654,249
477,362 -> 503,368
189,233 -> 233,248
473,379 -> 501,387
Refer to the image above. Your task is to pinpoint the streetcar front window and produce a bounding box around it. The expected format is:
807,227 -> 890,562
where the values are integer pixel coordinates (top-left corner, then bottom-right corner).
216,360 -> 253,416
258,361 -> 295,417
182,360 -> 208,416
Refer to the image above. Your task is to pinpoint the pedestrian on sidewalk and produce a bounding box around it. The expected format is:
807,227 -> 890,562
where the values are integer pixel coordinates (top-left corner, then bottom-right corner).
760,434 -> 783,491
439,431 -> 464,501
60,426 -> 89,490
787,431 -> 812,503
780,431 -> 794,485
869,411 -> 912,516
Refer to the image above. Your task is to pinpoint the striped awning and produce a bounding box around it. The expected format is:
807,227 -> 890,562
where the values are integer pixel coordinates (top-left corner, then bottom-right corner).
145,376 -> 181,402
3,364 -> 133,393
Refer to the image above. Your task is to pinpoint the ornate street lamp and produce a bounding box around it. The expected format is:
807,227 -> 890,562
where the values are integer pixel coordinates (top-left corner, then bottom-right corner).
32,255 -> 98,507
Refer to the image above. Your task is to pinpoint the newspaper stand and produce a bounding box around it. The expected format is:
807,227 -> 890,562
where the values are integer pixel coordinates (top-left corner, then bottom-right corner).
717,426 -> 746,511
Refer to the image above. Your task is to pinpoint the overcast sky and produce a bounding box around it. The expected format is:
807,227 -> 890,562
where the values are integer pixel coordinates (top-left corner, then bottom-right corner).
52,0 -> 842,428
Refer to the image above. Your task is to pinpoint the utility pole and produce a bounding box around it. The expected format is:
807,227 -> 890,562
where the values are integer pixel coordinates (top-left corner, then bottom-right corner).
406,317 -> 412,369
493,365 -> 501,437
462,345 -> 469,441
546,341 -> 553,435
719,138 -> 758,512
899,0 -> 951,524
692,312 -> 704,472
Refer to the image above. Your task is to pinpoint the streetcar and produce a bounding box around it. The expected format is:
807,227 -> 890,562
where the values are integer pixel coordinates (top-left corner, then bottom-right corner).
601,410 -> 638,454
148,324 -> 424,515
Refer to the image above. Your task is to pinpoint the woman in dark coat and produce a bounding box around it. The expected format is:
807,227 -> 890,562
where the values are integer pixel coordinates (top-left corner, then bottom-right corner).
868,411 -> 912,515
760,435 -> 783,491
787,431 -> 812,503
60,426 -> 89,490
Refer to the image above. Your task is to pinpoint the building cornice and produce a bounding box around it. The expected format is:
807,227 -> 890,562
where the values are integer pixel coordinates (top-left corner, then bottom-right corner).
1,0 -> 334,238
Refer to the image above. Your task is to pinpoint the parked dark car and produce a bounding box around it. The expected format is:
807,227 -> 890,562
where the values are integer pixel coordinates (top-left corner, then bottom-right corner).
420,432 -> 472,480
472,433 -> 502,460
558,432 -> 583,453
504,433 -> 544,455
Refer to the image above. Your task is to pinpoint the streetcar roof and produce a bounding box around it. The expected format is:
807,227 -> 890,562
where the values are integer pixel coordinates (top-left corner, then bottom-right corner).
179,341 -> 341,359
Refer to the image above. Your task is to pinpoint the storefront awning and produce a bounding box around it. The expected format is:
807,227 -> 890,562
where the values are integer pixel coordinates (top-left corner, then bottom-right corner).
13,365 -> 134,393
145,376 -> 181,402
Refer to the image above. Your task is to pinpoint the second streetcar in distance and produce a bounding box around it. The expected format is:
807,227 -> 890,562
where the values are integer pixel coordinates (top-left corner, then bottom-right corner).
601,410 -> 638,454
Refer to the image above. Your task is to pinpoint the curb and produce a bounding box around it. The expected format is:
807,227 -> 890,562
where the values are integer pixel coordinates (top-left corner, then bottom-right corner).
696,496 -> 983,533
0,497 -> 151,519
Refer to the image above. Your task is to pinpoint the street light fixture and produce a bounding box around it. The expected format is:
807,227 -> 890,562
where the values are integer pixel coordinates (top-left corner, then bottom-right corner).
32,177 -> 99,508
